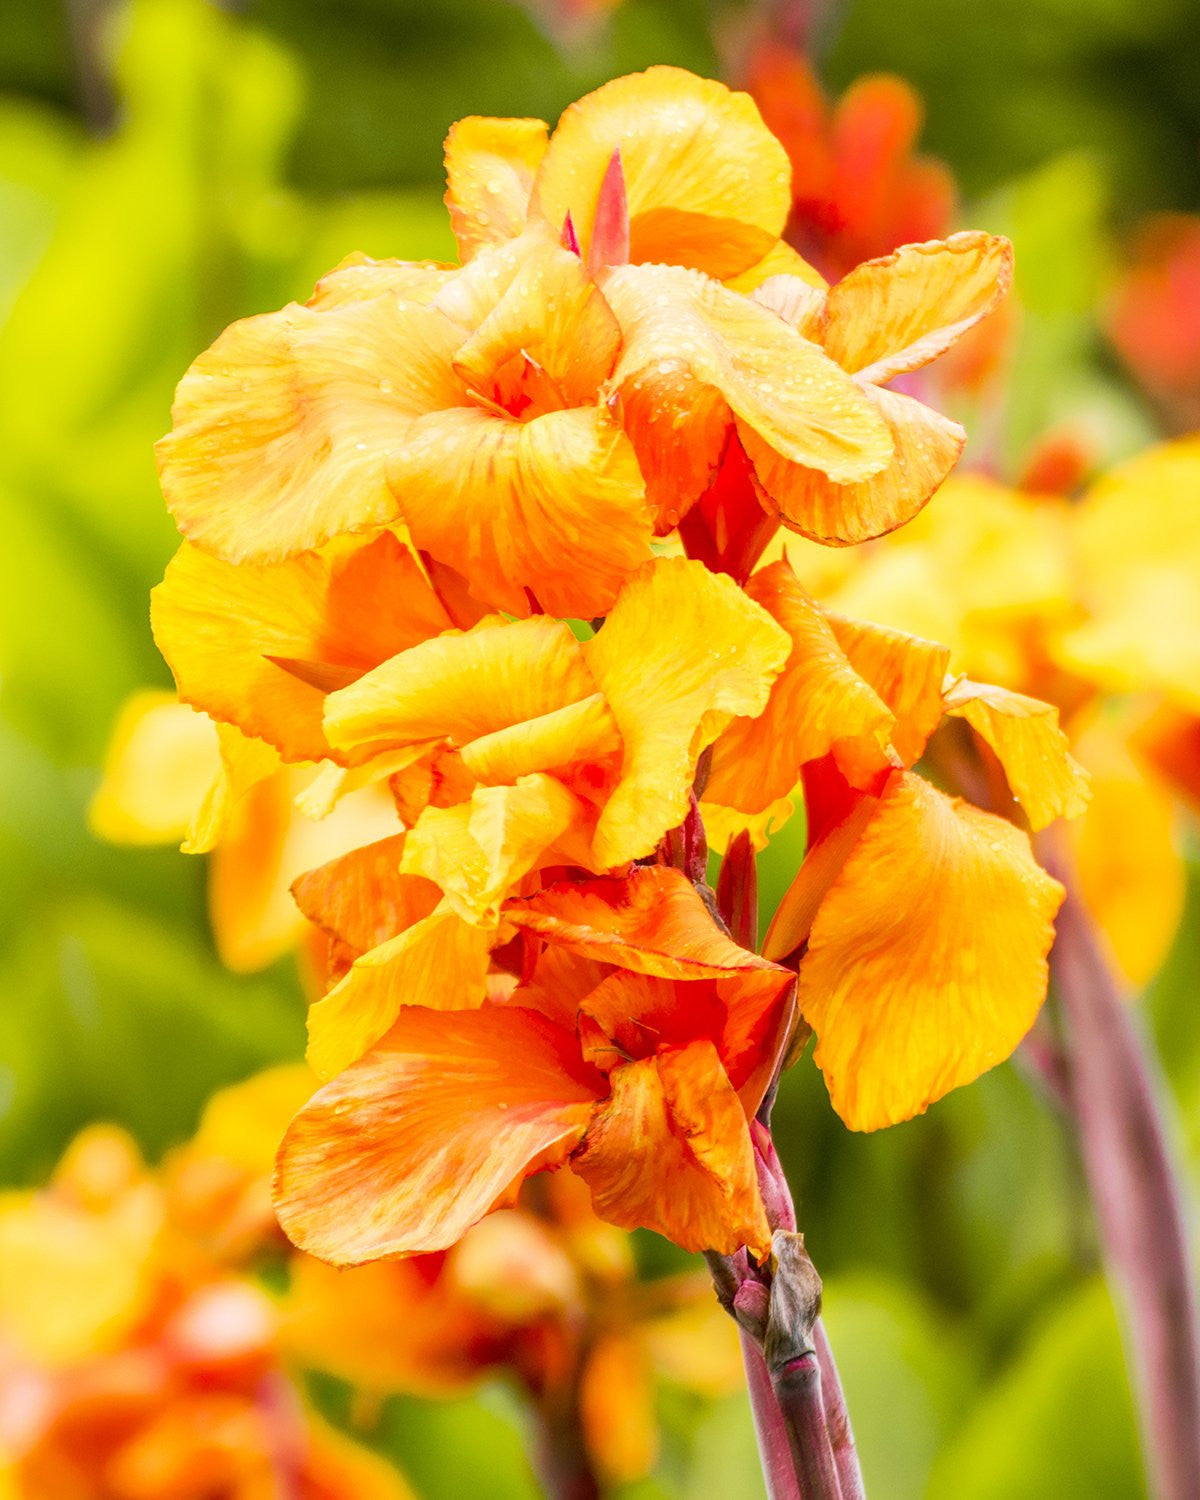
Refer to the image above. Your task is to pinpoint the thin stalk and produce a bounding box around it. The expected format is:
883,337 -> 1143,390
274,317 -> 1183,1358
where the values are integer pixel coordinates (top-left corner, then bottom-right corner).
741,1328 -> 805,1500
813,1320 -> 865,1500
1039,829 -> 1200,1500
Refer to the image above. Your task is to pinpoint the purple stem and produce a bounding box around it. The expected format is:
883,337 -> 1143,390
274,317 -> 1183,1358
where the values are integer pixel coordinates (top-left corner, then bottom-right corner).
813,1320 -> 865,1500
742,1328 -> 807,1500
1039,830 -> 1200,1500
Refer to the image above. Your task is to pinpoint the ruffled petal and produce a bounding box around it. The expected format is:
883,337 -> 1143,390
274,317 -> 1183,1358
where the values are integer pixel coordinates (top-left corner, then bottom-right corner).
704,560 -> 894,813
531,67 -> 790,278
274,1005 -> 602,1263
572,1041 -> 770,1256
603,263 -> 892,526
823,232 -> 1013,382
308,256 -> 454,311
325,615 -> 595,758
796,772 -> 1063,1130
942,676 -> 1091,830
460,694 -> 621,786
401,776 -> 591,923
449,230 -> 621,406
583,558 -> 791,865
444,115 -> 548,260
745,384 -> 965,546
153,532 -> 452,764
387,403 -> 652,618
157,295 -> 466,564
306,910 -> 491,1080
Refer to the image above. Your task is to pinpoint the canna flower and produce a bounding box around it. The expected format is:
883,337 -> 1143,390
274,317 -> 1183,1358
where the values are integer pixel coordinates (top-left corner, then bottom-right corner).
744,43 -> 956,282
701,554 -> 1086,1129
274,864 -> 795,1264
0,1126 -> 411,1500
154,67 -> 1009,620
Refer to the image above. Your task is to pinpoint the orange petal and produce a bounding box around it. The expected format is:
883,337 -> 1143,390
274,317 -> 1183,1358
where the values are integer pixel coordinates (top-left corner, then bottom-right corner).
826,611 -> 950,771
153,532 -> 453,764
1132,704 -> 1200,813
727,242 -> 827,294
387,403 -> 652,618
573,1041 -> 769,1256
400,776 -> 590,923
184,721 -> 281,854
603,263 -> 892,526
157,294 -> 466,564
444,115 -> 548,261
274,1005 -> 601,1263
583,557 -> 791,865
325,615 -> 595,758
306,910 -> 491,1080
580,1335 -> 659,1483
89,692 -> 221,845
746,383 -> 965,546
796,772 -> 1063,1130
942,677 -> 1091,830
823,232 -> 1013,382
704,560 -> 894,814
291,834 -> 441,956
531,67 -> 790,278
507,865 -> 781,982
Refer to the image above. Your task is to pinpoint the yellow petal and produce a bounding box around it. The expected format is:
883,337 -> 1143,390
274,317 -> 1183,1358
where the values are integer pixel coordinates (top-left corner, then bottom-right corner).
459,693 -> 621,785
603,262 -> 892,526
307,909 -> 491,1080
583,558 -> 791,865
826,612 -> 950,770
797,773 -> 1063,1130
823,232 -> 1014,382
89,692 -> 220,845
942,676 -> 1091,830
387,403 -> 652,618
746,383 -> 965,547
308,255 -> 454,311
153,532 -> 452,764
1069,714 -> 1186,987
573,1041 -> 770,1257
532,67 -> 790,278
444,115 -> 549,260
325,614 -> 596,757
401,775 -> 590,923
728,243 -> 827,294
1055,435 -> 1200,711
274,1005 -> 601,1263
158,294 -> 465,564
449,229 -> 621,407
184,721 -> 281,854
705,560 -> 894,814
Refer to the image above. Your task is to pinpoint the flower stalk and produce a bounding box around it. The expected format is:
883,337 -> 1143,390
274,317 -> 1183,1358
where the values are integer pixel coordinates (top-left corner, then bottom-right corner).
1038,828 -> 1200,1500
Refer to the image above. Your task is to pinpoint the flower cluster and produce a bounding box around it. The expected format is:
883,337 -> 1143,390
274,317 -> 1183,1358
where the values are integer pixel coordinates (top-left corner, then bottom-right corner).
138,67 -> 1083,1270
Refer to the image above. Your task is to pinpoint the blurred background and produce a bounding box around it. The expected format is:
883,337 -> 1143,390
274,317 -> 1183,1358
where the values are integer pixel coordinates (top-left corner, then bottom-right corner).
1,1 -> 1198,1496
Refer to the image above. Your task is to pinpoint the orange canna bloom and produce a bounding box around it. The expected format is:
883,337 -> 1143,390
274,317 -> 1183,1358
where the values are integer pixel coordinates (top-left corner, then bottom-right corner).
154,67 -> 1009,619
274,864 -> 794,1264
745,43 -> 956,282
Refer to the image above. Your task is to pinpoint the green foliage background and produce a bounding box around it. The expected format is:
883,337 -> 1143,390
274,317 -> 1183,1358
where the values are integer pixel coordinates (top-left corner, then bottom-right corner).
1,1 -> 1197,1495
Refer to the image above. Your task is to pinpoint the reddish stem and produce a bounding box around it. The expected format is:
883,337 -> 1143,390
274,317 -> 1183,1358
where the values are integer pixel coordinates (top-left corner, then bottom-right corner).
1038,829 -> 1200,1500
742,1328 -> 806,1500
